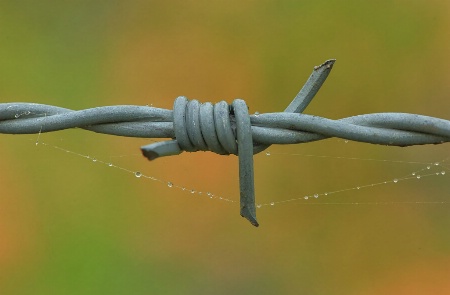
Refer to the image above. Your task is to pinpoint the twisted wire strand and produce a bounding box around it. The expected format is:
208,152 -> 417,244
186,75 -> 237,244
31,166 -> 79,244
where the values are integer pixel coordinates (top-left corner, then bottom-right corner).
1,59 -> 449,227
1,103 -> 448,145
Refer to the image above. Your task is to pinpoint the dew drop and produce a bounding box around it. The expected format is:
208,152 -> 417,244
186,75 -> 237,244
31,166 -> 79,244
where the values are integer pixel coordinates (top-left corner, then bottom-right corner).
427,166 -> 431,170
324,193 -> 328,196
92,158 -> 97,162
254,111 -> 260,116
304,196 -> 309,200
108,163 -> 113,167
167,182 -> 173,188
441,171 -> 446,175
207,192 -> 211,196
412,172 -> 416,176
435,162 -> 440,166
313,194 -> 319,198
393,178 -> 398,183
270,202 -> 275,206
416,175 -> 421,179
190,189 -> 195,194
135,171 -> 142,178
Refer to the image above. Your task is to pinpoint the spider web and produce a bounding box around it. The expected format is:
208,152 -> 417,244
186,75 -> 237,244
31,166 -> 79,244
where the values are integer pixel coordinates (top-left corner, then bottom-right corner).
20,128 -> 450,209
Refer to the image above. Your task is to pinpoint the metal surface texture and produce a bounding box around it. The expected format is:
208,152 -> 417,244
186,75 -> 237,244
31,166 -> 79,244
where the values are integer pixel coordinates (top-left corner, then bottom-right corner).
1,59 -> 449,226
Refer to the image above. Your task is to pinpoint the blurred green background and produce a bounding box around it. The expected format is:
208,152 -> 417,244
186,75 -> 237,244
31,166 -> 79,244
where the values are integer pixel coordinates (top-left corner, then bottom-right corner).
1,1 -> 450,294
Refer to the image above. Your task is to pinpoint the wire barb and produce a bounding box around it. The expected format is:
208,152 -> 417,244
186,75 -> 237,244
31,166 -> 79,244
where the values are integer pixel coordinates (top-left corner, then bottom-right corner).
1,59 -> 449,227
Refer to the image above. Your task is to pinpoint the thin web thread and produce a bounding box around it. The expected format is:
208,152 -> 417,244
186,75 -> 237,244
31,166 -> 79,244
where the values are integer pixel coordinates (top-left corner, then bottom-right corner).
31,136 -> 449,208
36,140 -> 236,204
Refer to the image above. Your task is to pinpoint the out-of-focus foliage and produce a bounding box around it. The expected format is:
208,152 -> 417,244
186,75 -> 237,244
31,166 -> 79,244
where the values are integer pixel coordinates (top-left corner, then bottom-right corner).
1,1 -> 449,294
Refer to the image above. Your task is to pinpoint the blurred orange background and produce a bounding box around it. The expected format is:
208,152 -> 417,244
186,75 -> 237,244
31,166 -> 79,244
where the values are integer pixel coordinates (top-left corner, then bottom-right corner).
1,1 -> 450,294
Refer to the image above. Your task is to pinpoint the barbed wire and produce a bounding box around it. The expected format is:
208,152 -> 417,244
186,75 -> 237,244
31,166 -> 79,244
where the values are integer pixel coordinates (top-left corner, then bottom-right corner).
1,59 -> 449,227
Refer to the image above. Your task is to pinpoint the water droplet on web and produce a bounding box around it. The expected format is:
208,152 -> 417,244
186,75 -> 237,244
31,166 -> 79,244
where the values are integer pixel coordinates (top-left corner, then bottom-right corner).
167,182 -> 173,188
435,162 -> 440,166
412,172 -> 416,176
313,194 -> 319,198
108,163 -> 113,167
393,178 -> 398,183
304,196 -> 309,200
344,140 -> 349,143
257,204 -> 262,209
427,166 -> 431,170
356,186 -> 360,190
190,189 -> 195,194
265,152 -> 271,156
254,111 -> 260,116
270,202 -> 275,206
324,193 -> 328,196
441,171 -> 446,175
135,171 -> 142,178
416,175 -> 421,179
14,114 -> 20,118
181,187 -> 186,191
92,158 -> 97,162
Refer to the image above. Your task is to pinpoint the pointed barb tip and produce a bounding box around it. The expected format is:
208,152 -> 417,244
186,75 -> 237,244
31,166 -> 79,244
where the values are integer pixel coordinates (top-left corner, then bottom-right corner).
241,206 -> 259,227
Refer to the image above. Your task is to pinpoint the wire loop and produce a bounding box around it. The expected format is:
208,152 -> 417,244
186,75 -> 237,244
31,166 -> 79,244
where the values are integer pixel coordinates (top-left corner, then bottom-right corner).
162,96 -> 258,225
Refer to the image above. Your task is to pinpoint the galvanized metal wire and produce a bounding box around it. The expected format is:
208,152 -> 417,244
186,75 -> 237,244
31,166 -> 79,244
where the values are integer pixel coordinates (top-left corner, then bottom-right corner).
1,59 -> 449,226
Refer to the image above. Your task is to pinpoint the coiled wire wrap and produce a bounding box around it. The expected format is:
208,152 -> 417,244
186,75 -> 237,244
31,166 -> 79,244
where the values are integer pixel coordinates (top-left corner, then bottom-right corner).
144,96 -> 258,226
2,59 -> 450,227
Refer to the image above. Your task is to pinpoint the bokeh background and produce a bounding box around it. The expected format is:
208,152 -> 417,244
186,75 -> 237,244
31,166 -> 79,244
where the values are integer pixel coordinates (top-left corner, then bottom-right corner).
1,1 -> 450,294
